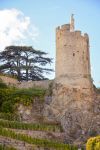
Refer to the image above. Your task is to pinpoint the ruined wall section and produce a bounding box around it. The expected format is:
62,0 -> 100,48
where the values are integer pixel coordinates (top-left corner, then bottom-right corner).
55,24 -> 92,88
0,75 -> 52,89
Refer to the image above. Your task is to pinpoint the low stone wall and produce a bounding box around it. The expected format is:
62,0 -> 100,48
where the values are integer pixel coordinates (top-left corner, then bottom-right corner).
0,75 -> 53,89
17,80 -> 53,89
0,75 -> 18,86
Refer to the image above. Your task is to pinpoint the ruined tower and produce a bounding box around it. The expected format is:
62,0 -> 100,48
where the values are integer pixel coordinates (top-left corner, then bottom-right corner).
55,15 -> 92,89
44,15 -> 94,121
44,16 -> 99,142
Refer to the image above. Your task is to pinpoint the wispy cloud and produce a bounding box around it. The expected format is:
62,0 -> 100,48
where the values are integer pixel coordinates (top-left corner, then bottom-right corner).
0,8 -> 39,50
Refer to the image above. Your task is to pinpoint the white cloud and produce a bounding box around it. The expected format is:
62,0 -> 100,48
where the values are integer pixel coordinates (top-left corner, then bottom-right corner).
0,8 -> 39,50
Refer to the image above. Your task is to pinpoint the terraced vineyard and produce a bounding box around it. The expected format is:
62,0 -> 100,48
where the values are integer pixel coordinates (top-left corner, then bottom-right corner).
0,81 -> 79,149
0,114 -> 78,150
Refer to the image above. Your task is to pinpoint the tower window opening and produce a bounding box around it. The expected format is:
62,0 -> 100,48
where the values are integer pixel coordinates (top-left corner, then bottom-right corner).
73,53 -> 75,56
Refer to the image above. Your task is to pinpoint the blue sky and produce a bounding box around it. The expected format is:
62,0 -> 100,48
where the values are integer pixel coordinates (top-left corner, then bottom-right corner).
0,0 -> 100,87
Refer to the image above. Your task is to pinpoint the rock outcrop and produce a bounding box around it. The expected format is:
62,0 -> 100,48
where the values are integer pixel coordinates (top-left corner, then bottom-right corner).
44,81 -> 100,145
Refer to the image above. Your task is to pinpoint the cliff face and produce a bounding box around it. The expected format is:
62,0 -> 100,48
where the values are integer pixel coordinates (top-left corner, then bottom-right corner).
44,81 -> 100,145
60,87 -> 100,144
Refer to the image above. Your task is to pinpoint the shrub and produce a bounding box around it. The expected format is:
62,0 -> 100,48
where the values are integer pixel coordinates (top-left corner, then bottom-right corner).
0,88 -> 14,111
86,136 -> 100,150
0,79 -> 8,89
1,101 -> 14,113
0,87 -> 46,113
0,113 -> 19,121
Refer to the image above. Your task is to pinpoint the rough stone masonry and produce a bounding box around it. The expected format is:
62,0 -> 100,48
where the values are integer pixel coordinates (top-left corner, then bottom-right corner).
44,15 -> 100,144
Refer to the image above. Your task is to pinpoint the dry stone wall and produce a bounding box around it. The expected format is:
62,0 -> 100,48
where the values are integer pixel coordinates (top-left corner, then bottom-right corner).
0,75 -> 52,89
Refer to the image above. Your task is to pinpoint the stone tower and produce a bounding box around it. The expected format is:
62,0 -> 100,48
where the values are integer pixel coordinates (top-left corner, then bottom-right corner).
44,16 -> 99,143
55,15 -> 92,89
44,15 -> 94,120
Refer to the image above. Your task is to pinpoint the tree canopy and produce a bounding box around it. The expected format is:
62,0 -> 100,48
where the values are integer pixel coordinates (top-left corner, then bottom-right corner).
0,46 -> 53,81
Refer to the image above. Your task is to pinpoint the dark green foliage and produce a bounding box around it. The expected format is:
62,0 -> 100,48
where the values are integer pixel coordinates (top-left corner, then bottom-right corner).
12,88 -> 46,104
0,113 -> 19,121
1,101 -> 14,113
0,88 -> 14,110
86,136 -> 100,150
0,87 -> 46,113
0,46 -> 53,81
0,127 -> 78,150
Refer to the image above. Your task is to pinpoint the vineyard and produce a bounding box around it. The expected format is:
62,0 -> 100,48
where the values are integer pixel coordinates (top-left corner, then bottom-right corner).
0,113 -> 78,150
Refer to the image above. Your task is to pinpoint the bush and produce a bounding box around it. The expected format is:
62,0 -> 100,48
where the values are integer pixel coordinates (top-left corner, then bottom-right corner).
0,88 -> 14,111
0,113 -> 19,121
86,136 -> 100,150
0,87 -> 46,113
1,101 -> 14,113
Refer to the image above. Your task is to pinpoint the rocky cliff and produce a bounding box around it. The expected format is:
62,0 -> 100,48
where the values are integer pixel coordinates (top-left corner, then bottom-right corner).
44,81 -> 100,146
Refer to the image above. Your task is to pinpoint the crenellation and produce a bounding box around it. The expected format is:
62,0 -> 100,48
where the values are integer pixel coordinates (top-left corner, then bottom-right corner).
84,33 -> 89,38
61,24 -> 70,31
74,30 -> 81,36
56,26 -> 60,31
84,33 -> 89,43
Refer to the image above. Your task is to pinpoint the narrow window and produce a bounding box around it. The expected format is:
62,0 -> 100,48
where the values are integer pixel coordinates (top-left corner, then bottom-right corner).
73,53 -> 75,56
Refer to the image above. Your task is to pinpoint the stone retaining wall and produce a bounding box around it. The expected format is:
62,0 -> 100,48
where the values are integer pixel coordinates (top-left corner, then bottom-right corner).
0,75 -> 53,89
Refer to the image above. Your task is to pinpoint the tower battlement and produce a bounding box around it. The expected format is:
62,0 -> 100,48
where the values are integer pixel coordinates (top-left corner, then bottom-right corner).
56,25 -> 89,41
56,24 -> 70,31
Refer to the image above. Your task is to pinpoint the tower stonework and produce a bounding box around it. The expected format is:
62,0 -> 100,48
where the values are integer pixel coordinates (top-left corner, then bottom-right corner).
55,16 -> 92,89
